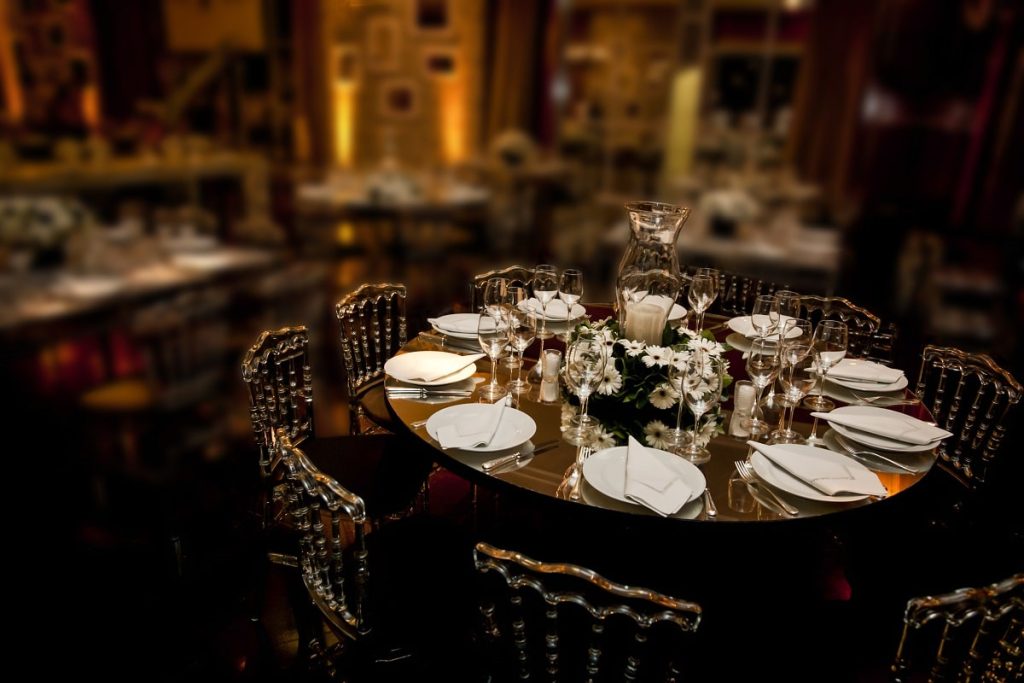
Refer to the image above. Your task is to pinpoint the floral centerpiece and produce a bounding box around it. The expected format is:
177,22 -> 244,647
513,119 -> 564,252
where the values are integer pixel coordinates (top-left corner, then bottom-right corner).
562,316 -> 732,450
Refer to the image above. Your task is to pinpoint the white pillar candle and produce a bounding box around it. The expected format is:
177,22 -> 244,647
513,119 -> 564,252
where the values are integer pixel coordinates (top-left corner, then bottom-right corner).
625,301 -> 669,345
729,381 -> 756,438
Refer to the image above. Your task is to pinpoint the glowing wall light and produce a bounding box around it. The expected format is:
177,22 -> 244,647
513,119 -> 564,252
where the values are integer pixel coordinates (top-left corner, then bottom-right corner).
332,82 -> 356,168
0,0 -> 24,123
439,77 -> 466,164
81,83 -> 101,131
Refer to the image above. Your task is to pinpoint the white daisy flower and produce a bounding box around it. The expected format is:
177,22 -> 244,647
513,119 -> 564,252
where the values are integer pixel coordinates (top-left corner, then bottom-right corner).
649,382 -> 678,409
692,417 -> 720,448
676,326 -> 698,341
644,420 -> 673,450
560,402 -> 577,431
594,426 -> 618,449
692,336 -> 725,356
670,348 -> 693,370
597,363 -> 623,396
641,346 -> 673,368
618,339 -> 646,357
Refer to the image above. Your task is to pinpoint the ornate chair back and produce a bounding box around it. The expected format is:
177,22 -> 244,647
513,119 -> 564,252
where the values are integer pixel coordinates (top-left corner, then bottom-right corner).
470,265 -> 534,313
335,283 -> 407,400
241,326 -> 315,479
473,542 -> 702,681
914,346 -> 1021,489
704,270 -> 783,317
891,573 -> 1023,682
800,294 -> 897,364
276,429 -> 372,643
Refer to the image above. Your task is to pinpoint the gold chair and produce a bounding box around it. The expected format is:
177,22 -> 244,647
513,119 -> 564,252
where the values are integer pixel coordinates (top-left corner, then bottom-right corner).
335,283 -> 407,435
891,573 -> 1023,682
241,325 -> 429,521
473,542 -> 702,681
274,430 -> 475,677
470,265 -> 535,312
914,346 -> 1022,490
801,294 -> 898,365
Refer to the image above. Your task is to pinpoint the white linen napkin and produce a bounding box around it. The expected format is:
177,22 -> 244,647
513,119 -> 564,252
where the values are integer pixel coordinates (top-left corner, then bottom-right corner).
738,314 -> 798,340
622,436 -> 693,516
428,315 -> 493,335
811,411 -> 951,445
436,401 -> 506,449
828,359 -> 904,384
406,353 -> 485,382
524,298 -> 581,319
746,441 -> 888,497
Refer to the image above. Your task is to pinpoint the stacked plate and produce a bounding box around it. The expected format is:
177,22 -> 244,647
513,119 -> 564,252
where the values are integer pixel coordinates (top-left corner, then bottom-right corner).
816,405 -> 951,453
384,351 -> 482,386
826,359 -> 908,393
428,313 -> 493,340
748,443 -> 885,503
581,446 -> 705,519
726,315 -> 803,341
425,403 -> 537,452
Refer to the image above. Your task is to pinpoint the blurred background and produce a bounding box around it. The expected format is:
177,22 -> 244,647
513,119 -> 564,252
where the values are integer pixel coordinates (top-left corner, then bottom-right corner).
1,0 -> 1021,678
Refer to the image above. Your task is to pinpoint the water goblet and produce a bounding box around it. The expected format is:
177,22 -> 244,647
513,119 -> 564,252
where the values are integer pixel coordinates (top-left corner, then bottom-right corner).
482,277 -> 507,320
803,320 -> 848,412
774,289 -> 802,320
507,307 -> 537,394
563,335 -> 606,445
477,313 -> 509,401
750,294 -> 781,340
687,270 -> 718,335
557,268 -> 583,340
675,353 -> 724,465
502,285 -> 528,369
769,343 -> 816,444
742,338 -> 780,438
528,265 -> 559,381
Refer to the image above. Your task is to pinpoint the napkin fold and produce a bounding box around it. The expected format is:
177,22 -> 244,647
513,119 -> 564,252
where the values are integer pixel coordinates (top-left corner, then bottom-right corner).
623,436 -> 693,516
436,401 -> 506,449
428,315 -> 493,335
747,441 -> 888,497
407,353 -> 485,382
828,359 -> 904,384
811,411 -> 951,445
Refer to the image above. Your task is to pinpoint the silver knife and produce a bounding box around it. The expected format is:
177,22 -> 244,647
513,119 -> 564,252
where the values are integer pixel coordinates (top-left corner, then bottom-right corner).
482,440 -> 559,472
417,331 -> 481,353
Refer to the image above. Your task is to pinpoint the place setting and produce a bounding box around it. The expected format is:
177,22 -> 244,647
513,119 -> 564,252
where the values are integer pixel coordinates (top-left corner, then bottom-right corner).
822,358 -> 916,407
423,312 -> 494,351
744,440 -> 890,505
811,405 -> 952,454
384,350 -> 484,402
424,398 -> 546,473
580,436 -> 707,520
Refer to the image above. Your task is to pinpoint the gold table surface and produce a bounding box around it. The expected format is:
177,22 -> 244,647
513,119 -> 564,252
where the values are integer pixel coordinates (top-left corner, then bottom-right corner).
386,313 -> 937,524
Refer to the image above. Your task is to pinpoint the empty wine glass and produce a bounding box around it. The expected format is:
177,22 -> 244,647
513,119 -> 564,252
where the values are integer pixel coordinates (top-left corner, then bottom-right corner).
563,334 -> 606,445
528,265 -> 559,381
675,353 -> 724,465
687,269 -> 719,335
774,289 -> 802,321
507,307 -> 536,394
502,285 -> 528,369
770,343 -> 816,444
477,313 -> 509,401
482,277 -> 507,320
666,355 -> 689,449
803,320 -> 848,411
558,268 -> 583,339
750,294 -> 781,340
742,338 -> 780,438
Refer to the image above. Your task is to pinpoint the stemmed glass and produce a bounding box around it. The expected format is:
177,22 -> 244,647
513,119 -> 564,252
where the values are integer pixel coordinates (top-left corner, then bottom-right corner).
507,307 -> 536,394
742,338 -> 780,438
750,294 -> 781,340
687,268 -> 719,335
666,356 -> 690,450
557,268 -> 583,339
770,343 -> 816,444
563,334 -> 606,445
502,285 -> 528,368
482,277 -> 507,320
775,289 -> 802,321
803,320 -> 848,411
477,313 -> 509,401
528,265 -> 559,381
675,353 -> 724,465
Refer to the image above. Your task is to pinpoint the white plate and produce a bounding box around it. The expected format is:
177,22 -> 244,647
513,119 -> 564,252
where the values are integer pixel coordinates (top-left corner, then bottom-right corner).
430,313 -> 494,340
726,315 -> 803,341
824,405 -> 939,453
750,447 -> 874,502
581,482 -> 703,520
823,377 -> 910,404
822,429 -> 932,474
581,446 -> 705,509
425,403 -> 537,452
520,298 -> 587,321
384,351 -> 480,386
826,373 -> 909,392
668,303 -> 687,321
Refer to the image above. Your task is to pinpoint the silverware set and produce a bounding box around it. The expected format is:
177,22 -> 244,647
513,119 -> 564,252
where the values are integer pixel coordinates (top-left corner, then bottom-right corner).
555,445 -> 593,501
831,432 -> 916,473
734,460 -> 799,516
848,389 -> 921,406
386,387 -> 473,398
482,440 -> 560,473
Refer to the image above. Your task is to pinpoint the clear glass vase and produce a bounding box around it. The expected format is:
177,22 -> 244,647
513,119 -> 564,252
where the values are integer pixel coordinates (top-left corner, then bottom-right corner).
619,201 -> 690,278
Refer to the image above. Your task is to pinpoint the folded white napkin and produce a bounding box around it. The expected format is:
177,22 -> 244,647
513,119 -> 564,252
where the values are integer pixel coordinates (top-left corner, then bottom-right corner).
747,441 -> 888,497
623,436 -> 693,516
436,401 -> 506,449
524,298 -> 582,319
738,314 -> 798,340
407,353 -> 484,382
828,359 -> 904,384
811,411 -> 951,445
428,315 -> 493,335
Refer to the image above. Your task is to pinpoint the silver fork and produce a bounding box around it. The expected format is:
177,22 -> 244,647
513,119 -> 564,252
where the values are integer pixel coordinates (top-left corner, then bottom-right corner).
734,460 -> 799,516
848,390 -> 921,406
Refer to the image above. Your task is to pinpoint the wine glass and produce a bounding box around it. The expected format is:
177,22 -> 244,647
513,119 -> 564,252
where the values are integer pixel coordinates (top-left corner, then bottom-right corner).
528,265 -> 559,381
774,289 -> 802,321
477,313 -> 509,401
557,268 -> 583,340
507,307 -> 536,394
750,294 -> 780,340
803,320 -> 848,411
742,338 -> 780,438
502,285 -> 528,368
675,353 -> 724,465
770,343 -> 816,444
563,335 -> 606,445
687,269 -> 719,335
666,355 -> 690,450
482,277 -> 507,320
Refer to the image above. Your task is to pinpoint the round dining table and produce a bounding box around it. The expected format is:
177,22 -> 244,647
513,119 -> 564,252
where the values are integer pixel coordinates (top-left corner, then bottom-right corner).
385,307 -> 940,526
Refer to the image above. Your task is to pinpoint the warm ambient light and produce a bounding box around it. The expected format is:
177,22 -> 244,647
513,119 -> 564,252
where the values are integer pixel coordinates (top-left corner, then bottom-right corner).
0,0 -> 24,123
440,77 -> 466,164
81,84 -> 101,131
332,82 -> 356,168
